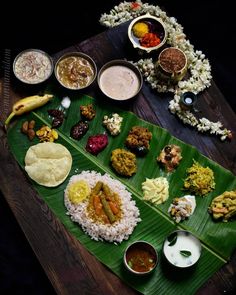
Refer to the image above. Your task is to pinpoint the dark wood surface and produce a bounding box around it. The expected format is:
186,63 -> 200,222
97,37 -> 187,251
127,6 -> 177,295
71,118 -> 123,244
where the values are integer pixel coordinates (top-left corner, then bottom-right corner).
1,22 -> 236,295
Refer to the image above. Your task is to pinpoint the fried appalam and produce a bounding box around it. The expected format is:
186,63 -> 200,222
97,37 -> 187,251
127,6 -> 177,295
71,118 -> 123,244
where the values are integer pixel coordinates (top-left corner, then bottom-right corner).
25,142 -> 72,187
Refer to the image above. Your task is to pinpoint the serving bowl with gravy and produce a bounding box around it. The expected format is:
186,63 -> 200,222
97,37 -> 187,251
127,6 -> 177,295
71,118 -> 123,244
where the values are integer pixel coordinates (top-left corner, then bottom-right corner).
54,52 -> 97,90
123,240 -> 158,275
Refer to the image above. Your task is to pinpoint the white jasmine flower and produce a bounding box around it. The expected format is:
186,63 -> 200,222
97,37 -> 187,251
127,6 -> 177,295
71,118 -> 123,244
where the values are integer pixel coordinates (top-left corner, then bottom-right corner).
99,0 -> 232,141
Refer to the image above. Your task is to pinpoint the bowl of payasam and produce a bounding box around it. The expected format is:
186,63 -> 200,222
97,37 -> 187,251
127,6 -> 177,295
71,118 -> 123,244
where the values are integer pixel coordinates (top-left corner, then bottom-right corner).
123,240 -> 158,275
54,52 -> 97,90
13,49 -> 53,84
128,14 -> 167,53
97,59 -> 143,101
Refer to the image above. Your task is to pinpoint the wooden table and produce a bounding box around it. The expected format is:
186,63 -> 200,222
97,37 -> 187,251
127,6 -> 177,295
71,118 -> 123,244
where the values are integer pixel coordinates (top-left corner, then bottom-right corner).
1,22 -> 236,295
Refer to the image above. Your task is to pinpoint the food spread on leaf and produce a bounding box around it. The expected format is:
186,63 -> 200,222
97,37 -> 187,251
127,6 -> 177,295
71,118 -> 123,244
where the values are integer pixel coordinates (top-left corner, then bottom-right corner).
208,190 -> 236,222
183,160 -> 215,196
24,142 -> 72,187
157,144 -> 182,172
48,109 -> 65,128
64,171 -> 141,243
80,104 -> 96,120
125,126 -> 152,156
142,177 -> 169,205
86,134 -> 108,155
111,148 -> 137,177
103,113 -> 123,136
70,121 -> 89,140
168,195 -> 196,223
36,125 -> 58,142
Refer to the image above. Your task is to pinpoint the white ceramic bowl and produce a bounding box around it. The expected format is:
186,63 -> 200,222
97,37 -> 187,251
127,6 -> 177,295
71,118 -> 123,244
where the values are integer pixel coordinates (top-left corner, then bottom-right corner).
13,49 -> 53,84
123,240 -> 158,275
163,230 -> 202,268
128,14 -> 167,53
97,59 -> 143,101
54,52 -> 97,90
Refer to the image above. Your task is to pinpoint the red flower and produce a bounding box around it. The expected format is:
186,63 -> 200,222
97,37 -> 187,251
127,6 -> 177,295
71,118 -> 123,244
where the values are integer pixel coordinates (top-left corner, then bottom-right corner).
131,2 -> 141,10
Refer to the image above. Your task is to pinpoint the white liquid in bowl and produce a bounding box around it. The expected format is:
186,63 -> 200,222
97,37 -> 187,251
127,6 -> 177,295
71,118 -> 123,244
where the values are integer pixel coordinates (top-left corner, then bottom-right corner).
99,65 -> 140,100
163,231 -> 201,268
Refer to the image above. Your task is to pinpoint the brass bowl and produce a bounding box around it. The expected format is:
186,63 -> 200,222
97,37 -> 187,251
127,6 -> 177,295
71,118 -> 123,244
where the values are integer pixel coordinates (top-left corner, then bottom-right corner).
155,47 -> 188,83
128,14 -> 167,53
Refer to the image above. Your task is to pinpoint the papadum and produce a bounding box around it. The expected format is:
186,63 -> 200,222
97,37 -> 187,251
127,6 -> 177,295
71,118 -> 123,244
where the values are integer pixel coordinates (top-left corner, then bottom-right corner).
25,142 -> 72,187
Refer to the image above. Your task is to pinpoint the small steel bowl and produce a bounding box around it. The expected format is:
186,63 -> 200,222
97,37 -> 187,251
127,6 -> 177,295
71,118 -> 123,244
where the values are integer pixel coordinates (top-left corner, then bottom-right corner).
163,230 -> 202,269
123,240 -> 158,275
128,14 -> 167,53
54,52 -> 97,90
13,48 -> 53,84
97,59 -> 143,101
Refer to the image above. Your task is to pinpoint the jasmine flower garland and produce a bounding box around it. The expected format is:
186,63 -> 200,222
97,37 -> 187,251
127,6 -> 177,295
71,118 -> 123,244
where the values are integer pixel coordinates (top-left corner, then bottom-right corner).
100,0 -> 232,141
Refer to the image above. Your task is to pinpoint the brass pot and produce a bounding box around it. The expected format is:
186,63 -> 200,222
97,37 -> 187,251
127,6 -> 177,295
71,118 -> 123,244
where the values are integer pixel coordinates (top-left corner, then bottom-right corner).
155,47 -> 188,83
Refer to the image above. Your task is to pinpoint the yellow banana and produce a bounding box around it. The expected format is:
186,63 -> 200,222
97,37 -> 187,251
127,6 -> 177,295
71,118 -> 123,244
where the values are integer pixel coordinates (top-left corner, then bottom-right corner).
5,94 -> 53,127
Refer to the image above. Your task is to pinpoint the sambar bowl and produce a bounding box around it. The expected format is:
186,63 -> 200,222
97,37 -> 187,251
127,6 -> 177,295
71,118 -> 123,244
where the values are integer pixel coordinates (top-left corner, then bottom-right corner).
123,240 -> 158,275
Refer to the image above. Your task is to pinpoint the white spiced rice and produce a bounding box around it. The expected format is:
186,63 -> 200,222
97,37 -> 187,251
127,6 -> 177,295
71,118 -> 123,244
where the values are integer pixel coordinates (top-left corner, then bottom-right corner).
64,170 -> 141,243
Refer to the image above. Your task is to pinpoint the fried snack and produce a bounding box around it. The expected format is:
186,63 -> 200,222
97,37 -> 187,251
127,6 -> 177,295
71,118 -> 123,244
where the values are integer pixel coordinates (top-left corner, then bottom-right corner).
25,142 -> 72,187
183,160 -> 215,196
36,125 -> 58,142
208,190 -> 236,222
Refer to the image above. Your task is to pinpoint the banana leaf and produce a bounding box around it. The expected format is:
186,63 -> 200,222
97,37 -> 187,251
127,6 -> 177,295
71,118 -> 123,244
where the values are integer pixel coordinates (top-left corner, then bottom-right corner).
7,90 -> 236,295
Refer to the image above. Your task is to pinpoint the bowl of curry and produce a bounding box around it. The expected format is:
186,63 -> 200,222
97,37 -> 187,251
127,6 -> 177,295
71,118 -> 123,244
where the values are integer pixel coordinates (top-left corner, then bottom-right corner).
124,240 -> 158,275
54,52 -> 97,90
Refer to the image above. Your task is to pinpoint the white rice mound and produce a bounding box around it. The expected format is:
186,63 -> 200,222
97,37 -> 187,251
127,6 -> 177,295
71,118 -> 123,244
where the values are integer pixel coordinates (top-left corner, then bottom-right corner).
64,170 -> 141,243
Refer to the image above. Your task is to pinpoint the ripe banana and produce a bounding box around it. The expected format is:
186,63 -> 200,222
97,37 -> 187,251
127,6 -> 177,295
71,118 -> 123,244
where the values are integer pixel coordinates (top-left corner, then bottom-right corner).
5,94 -> 53,127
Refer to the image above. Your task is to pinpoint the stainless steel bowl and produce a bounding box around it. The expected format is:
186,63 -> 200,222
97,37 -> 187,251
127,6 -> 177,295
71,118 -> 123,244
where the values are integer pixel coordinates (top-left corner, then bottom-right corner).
123,240 -> 158,275
97,59 -> 143,101
13,48 -> 53,84
163,230 -> 202,268
54,51 -> 97,90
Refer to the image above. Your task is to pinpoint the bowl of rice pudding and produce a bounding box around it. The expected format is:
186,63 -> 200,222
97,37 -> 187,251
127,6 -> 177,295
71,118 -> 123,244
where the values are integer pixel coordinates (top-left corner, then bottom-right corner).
97,60 -> 143,101
13,49 -> 53,84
